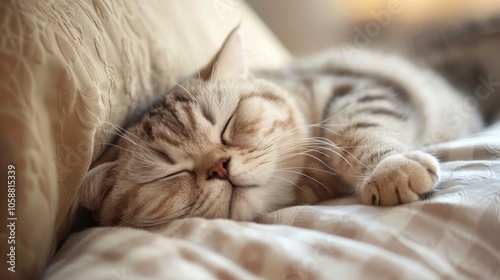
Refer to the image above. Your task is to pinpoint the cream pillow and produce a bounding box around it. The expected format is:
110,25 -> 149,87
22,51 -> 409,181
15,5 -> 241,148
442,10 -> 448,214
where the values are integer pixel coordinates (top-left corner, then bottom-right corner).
0,1 -> 290,279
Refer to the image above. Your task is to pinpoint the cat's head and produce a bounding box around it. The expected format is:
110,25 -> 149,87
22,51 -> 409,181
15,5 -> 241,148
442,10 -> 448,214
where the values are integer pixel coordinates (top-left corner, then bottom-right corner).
78,29 -> 307,228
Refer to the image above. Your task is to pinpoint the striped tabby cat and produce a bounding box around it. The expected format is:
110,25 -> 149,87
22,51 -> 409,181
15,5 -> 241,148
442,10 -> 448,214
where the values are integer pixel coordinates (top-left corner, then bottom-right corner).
78,30 -> 482,228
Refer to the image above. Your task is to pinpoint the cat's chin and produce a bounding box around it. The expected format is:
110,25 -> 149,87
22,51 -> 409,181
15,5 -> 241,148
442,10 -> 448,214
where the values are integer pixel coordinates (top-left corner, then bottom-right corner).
227,187 -> 258,221
228,181 -> 297,222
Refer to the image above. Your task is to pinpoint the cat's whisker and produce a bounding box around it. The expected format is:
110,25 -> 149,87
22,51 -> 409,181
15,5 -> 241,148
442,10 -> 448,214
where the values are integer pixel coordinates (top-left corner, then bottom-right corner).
275,150 -> 366,180
256,111 -> 358,151
257,124 -> 348,155
274,142 -> 329,158
256,129 -> 323,154
100,121 -> 122,130
318,102 -> 358,125
279,146 -> 366,178
280,166 -> 338,177
277,170 -> 332,194
276,139 -> 338,155
101,122 -> 154,148
252,151 -> 269,160
250,133 -> 271,153
262,140 -> 324,157
257,103 -> 362,152
254,126 -> 309,151
174,83 -> 200,104
98,143 -> 136,155
327,145 -> 371,167
276,147 -> 328,161
290,152 -> 334,171
270,175 -> 305,191
100,127 -> 144,146
210,62 -> 220,86
314,151 -> 363,173
102,121 -> 141,139
277,142 -> 332,155
174,24 -> 204,91
100,128 -> 150,153
277,136 -> 368,167
274,135 -> 337,150
255,132 -> 368,180
307,123 -> 342,136
110,120 -> 155,143
260,160 -> 272,166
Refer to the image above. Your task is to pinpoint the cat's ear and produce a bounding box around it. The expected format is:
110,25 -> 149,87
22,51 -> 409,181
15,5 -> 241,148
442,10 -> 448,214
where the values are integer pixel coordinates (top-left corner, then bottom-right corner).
200,27 -> 249,81
77,146 -> 119,220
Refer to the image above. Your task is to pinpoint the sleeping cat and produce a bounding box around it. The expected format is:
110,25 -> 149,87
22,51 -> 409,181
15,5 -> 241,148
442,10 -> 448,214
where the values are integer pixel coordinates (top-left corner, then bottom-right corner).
77,29 -> 482,228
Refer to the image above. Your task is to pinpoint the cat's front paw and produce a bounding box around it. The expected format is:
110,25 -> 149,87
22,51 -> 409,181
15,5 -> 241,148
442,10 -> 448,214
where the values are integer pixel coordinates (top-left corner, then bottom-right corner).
359,151 -> 439,206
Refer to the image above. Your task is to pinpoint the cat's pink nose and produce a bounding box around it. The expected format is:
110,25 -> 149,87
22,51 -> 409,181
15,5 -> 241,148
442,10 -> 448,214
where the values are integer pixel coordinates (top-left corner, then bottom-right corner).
207,159 -> 229,180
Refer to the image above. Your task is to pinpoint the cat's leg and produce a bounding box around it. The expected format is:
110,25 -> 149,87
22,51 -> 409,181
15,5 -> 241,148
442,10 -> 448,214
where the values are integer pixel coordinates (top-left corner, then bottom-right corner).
322,84 -> 441,206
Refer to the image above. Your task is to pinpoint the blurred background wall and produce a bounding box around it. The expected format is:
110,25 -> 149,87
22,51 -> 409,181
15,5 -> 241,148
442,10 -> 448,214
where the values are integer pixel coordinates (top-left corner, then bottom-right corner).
247,0 -> 500,56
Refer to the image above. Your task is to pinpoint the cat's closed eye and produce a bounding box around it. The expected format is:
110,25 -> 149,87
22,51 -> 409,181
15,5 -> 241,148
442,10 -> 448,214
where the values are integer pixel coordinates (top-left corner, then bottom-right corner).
146,149 -> 191,183
144,170 -> 190,184
221,113 -> 235,145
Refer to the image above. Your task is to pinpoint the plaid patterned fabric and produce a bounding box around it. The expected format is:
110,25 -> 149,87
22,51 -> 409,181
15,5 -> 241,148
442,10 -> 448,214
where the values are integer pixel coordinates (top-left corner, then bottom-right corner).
44,123 -> 500,280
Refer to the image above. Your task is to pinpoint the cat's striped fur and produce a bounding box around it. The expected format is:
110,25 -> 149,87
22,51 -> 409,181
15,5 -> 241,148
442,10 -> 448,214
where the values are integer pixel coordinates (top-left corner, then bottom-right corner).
78,30 -> 482,229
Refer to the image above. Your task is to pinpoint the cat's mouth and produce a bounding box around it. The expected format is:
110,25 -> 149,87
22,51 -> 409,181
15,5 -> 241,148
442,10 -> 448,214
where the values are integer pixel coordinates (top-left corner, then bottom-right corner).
225,176 -> 259,190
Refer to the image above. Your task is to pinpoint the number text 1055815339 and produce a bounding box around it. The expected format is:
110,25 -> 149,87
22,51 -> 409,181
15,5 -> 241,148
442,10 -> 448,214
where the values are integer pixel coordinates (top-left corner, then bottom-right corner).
6,164 -> 16,273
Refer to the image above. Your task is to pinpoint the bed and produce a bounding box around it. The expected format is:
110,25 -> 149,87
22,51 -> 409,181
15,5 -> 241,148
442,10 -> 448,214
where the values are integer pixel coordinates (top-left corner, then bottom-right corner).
1,1 -> 498,279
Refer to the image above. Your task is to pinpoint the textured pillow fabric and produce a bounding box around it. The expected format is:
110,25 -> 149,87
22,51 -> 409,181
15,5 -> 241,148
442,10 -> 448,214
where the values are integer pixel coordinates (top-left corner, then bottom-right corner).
0,1 -> 290,279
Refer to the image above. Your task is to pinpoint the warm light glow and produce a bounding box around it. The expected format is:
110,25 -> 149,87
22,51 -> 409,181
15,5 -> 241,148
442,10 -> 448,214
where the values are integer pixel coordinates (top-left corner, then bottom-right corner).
336,0 -> 500,23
